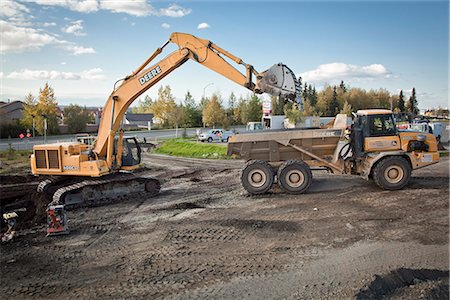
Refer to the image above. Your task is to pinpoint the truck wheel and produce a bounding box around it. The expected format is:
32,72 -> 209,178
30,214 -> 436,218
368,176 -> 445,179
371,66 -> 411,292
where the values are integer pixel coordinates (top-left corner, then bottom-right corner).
277,160 -> 312,194
372,157 -> 411,190
207,137 -> 213,143
241,160 -> 274,195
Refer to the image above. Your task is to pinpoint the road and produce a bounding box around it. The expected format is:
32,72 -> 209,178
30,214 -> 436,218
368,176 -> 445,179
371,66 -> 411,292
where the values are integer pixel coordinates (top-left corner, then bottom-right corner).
0,127 -> 245,151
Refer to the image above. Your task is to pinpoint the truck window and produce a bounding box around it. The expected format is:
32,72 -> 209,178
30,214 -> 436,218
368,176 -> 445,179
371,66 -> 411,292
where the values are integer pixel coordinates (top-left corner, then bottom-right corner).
368,115 -> 396,137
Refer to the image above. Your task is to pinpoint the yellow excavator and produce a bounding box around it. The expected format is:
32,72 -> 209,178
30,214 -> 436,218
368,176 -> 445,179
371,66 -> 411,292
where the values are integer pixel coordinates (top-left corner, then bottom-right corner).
31,32 -> 300,211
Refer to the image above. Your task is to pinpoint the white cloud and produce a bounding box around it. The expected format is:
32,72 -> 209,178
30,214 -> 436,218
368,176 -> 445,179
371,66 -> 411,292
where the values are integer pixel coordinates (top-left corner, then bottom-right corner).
61,62 -> 67,65
41,22 -> 57,27
99,0 -> 153,17
0,20 -> 95,55
0,20 -> 58,53
161,22 -> 170,29
6,68 -> 105,80
62,20 -> 86,36
159,4 -> 191,17
0,0 -> 30,18
61,43 -> 96,55
0,72 -> 3,79
25,0 -> 192,17
300,62 -> 392,83
26,0 -> 99,13
197,22 -> 210,30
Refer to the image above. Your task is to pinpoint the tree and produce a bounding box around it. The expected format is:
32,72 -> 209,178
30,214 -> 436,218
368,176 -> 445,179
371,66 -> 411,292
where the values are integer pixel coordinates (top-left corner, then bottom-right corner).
240,93 -> 262,124
132,95 -> 153,113
340,100 -> 353,116
408,88 -> 419,115
202,93 -> 225,127
25,83 -> 60,135
227,92 -> 237,125
183,91 -> 202,127
285,102 -> 302,124
151,85 -> 177,127
302,99 -> 316,116
233,96 -> 245,125
21,92 -> 38,132
328,86 -> 340,116
64,104 -> 93,133
339,80 -> 347,93
168,104 -> 186,129
397,90 -> 405,113
308,85 -> 318,107
271,95 -> 285,115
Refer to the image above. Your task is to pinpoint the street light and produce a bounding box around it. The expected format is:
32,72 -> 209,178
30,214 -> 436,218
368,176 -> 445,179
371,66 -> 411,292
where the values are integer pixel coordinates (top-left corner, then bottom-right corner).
202,82 -> 214,100
202,83 -> 214,128
31,114 -> 36,138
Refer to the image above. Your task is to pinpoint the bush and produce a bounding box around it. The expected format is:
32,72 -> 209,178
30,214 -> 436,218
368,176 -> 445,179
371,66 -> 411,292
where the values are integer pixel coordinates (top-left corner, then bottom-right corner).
0,120 -> 27,139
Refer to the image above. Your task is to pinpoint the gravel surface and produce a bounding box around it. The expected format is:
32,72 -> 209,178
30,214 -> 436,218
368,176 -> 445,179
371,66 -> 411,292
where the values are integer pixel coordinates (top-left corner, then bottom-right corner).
0,154 -> 448,299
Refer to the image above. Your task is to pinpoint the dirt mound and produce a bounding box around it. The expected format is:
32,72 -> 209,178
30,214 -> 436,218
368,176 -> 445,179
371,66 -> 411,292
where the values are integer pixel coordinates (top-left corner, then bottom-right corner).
356,268 -> 449,299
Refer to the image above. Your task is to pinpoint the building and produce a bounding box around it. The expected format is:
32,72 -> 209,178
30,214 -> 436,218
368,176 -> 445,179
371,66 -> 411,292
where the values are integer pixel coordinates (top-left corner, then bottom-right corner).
123,113 -> 154,129
0,101 -> 24,121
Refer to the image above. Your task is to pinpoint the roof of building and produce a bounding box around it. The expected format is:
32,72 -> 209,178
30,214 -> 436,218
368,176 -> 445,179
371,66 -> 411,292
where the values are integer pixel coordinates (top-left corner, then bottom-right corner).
125,113 -> 154,122
0,101 -> 24,112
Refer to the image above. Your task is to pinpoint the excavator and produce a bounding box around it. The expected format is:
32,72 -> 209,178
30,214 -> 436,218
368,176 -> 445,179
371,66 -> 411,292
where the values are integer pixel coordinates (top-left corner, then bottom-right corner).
30,32 -> 301,226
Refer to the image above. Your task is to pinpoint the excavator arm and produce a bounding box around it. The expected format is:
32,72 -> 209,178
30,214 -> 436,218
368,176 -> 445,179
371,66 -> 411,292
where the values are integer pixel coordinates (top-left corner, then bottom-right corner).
94,32 -> 300,166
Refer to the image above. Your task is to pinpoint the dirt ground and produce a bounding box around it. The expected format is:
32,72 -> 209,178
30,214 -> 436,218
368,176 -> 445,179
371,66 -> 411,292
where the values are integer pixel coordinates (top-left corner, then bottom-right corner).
0,154 -> 448,299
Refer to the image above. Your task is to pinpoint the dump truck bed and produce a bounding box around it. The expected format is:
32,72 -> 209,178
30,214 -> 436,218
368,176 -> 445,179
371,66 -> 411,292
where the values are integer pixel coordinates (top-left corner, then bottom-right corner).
227,127 -> 344,167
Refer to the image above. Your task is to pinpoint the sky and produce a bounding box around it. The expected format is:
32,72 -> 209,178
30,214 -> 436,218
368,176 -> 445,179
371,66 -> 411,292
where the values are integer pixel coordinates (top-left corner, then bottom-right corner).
0,0 -> 448,111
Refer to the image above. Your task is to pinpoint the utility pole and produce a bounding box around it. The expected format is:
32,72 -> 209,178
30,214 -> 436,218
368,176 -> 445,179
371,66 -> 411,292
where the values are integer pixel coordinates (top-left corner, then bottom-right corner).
42,114 -> 48,143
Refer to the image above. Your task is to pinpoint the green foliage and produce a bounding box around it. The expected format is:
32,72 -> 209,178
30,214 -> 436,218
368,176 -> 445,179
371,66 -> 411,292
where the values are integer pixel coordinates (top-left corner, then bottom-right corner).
397,90 -> 405,112
21,83 -> 60,135
64,104 -> 93,133
152,85 -> 178,127
226,92 -> 237,126
285,102 -> 303,124
0,149 -> 31,174
242,93 -> 262,123
202,93 -> 226,127
407,88 -> 419,116
183,91 -> 202,127
0,120 -> 27,139
154,139 -> 228,159
340,100 -> 353,116
131,95 -> 153,113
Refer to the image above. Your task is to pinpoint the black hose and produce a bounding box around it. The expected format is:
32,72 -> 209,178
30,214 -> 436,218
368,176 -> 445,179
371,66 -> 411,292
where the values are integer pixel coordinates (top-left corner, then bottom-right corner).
339,142 -> 352,159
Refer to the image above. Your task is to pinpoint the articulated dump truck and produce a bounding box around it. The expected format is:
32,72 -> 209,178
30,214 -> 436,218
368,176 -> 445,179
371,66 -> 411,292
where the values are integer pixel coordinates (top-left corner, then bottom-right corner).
227,110 -> 440,195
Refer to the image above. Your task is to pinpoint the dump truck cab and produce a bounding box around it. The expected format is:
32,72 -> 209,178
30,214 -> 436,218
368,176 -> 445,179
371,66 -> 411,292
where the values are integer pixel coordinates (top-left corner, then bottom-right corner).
351,109 -> 399,158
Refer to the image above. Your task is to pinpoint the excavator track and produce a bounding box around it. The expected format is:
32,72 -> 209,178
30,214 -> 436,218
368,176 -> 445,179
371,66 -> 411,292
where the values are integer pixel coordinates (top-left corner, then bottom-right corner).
39,173 -> 160,210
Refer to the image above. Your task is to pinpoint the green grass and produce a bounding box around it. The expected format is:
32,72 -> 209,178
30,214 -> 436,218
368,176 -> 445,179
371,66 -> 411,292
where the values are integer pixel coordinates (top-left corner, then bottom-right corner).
154,138 -> 228,159
0,149 -> 32,174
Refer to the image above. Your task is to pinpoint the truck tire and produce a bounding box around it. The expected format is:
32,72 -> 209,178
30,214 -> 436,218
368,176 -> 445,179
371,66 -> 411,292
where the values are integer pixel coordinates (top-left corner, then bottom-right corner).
241,160 -> 274,195
277,160 -> 312,194
372,156 -> 411,190
207,137 -> 213,143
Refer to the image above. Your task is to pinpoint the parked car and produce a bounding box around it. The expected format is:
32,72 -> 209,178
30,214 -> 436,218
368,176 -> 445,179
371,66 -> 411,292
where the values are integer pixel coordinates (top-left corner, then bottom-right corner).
198,129 -> 233,142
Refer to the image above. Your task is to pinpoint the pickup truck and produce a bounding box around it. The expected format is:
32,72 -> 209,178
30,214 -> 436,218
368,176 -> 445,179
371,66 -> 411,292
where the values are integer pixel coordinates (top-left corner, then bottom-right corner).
198,129 -> 233,142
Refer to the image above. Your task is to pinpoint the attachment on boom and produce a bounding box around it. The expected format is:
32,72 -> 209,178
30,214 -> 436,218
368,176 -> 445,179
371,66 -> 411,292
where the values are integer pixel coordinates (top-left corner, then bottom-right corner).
255,63 -> 302,107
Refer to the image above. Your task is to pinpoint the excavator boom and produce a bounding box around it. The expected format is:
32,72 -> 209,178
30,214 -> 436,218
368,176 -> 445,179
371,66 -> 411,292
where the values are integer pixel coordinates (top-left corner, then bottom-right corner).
94,32 -> 300,161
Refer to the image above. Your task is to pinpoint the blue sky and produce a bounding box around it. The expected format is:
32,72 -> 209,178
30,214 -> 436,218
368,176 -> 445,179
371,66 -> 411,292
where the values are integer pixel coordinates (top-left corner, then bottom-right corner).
1,0 -> 448,111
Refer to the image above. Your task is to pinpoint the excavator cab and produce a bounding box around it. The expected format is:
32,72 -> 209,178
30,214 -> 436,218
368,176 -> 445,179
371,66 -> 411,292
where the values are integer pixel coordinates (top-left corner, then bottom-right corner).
117,137 -> 141,168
